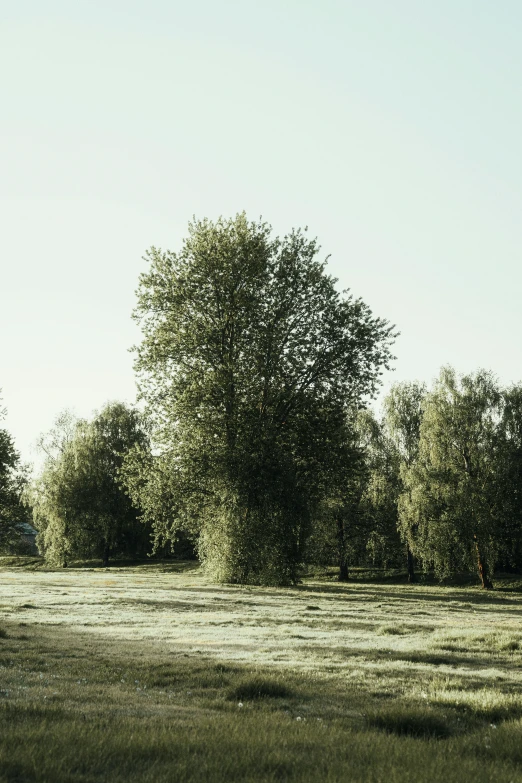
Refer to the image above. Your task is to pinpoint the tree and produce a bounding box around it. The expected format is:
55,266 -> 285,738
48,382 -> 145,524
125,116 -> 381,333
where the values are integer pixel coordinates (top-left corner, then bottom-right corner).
305,413 -> 368,581
399,368 -> 502,588
0,392 -> 31,553
495,384 -> 522,572
32,403 -> 151,566
131,214 -> 396,584
35,409 -> 77,464
356,409 -> 404,573
383,381 -> 426,581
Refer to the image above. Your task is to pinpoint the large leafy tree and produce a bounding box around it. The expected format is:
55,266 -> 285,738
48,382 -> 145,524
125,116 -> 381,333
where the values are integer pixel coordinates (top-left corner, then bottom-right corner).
33,403 -> 150,566
0,392 -> 31,552
399,368 -> 502,588
130,214 -> 396,584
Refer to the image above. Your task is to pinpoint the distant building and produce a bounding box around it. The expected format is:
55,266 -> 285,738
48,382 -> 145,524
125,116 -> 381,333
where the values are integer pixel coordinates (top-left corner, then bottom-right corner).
16,522 -> 39,555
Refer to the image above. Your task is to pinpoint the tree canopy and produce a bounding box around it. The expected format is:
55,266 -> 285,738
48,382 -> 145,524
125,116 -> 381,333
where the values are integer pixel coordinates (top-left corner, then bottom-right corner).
0,392 -> 31,553
32,402 -> 151,566
129,214 -> 396,584
399,368 -> 502,588
11,211 -> 522,589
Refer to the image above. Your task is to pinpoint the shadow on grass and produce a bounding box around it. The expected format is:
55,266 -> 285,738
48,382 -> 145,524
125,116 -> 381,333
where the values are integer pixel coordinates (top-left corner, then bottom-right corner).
305,643 -> 522,674
306,567 -> 522,591
366,705 -> 454,740
146,661 -> 242,690
447,701 -> 521,724
3,614 -> 522,781
294,582 -> 522,610
67,558 -> 201,573
0,556 -> 44,570
114,597 -> 231,612
0,556 -> 201,574
227,676 -> 293,702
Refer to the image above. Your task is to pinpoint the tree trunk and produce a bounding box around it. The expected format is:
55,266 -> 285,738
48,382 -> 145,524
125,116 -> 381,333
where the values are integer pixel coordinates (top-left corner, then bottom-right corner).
474,535 -> 493,589
337,518 -> 349,581
406,544 -> 415,583
102,542 -> 110,568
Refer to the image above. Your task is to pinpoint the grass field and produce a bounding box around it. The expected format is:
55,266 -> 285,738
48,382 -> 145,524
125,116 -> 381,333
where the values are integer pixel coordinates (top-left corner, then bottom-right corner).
1,559 -> 522,782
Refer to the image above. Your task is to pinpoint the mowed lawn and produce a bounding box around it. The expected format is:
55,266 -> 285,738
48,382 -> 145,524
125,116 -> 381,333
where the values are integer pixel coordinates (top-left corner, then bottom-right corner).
1,560 -> 522,782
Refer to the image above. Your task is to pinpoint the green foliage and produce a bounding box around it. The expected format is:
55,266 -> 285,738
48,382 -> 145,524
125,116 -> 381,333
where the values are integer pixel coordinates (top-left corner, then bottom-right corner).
383,381 -> 426,467
399,368 -> 502,585
31,403 -> 151,566
356,408 -> 403,570
305,416 -> 368,579
0,391 -> 31,554
227,676 -> 293,701
378,381 -> 427,577
130,214 -> 395,584
342,386 -> 427,576
495,384 -> 522,571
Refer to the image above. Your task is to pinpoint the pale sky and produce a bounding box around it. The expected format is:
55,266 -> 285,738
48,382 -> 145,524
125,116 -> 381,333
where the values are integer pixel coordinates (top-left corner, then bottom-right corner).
2,1 -> 522,467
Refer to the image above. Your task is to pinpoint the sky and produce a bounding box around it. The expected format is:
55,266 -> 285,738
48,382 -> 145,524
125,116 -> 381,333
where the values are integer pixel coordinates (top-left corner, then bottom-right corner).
2,0 -> 522,467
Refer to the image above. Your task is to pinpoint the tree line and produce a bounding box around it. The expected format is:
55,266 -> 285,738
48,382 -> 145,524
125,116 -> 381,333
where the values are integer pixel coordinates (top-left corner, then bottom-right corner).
1,215 -> 521,587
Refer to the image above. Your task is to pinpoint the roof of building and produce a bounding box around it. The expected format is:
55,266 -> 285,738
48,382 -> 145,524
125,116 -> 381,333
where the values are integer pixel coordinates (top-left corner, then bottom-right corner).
16,522 -> 38,536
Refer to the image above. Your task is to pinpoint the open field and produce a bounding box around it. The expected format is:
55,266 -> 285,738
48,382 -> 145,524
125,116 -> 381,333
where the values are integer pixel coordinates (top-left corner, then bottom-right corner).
1,560 -> 522,782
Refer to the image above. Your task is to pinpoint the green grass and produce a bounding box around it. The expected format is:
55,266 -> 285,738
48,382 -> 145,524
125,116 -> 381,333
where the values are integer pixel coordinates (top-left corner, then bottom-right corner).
227,675 -> 294,701
1,561 -> 522,782
365,704 -> 454,739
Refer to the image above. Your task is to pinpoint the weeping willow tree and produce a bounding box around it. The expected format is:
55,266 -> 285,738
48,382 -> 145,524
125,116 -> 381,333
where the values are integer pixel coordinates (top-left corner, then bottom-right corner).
354,409 -> 402,572
32,403 -> 151,567
128,214 -> 396,585
399,368 -> 502,588
382,381 -> 426,581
